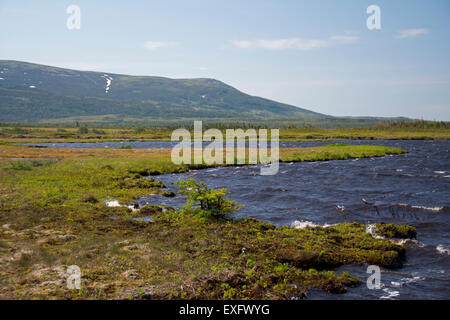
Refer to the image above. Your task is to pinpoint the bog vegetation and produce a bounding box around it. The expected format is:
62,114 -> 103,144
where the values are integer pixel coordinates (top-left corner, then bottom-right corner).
0,120 -> 449,144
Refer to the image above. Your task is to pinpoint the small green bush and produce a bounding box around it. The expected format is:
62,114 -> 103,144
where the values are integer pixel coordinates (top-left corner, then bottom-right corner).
8,159 -> 56,171
82,195 -> 99,204
77,126 -> 89,134
175,178 -> 243,220
9,161 -> 32,171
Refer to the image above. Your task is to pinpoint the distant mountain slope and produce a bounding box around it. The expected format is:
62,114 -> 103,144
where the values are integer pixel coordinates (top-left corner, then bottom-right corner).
0,60 -> 327,122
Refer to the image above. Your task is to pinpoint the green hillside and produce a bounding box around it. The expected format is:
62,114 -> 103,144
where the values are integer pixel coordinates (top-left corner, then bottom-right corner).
0,60 -> 326,122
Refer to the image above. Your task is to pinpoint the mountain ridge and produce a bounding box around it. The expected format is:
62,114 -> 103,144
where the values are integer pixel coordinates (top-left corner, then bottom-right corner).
0,60 -> 327,123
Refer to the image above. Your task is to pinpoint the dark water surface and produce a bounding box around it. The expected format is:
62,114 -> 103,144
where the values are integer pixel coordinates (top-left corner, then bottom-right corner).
28,140 -> 450,299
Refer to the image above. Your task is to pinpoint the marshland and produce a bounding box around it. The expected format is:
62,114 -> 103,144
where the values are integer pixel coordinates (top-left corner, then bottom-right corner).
1,123 -> 448,299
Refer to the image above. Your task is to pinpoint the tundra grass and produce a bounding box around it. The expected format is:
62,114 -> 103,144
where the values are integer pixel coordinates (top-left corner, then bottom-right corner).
0,143 -> 412,299
0,122 -> 449,143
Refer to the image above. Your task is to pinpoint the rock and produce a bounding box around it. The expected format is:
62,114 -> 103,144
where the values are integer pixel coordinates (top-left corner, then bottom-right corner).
26,265 -> 66,289
122,243 -> 146,252
127,286 -> 165,300
36,237 -> 53,246
122,269 -> 139,280
36,234 -> 76,246
12,249 -> 33,262
322,280 -> 347,294
40,279 -> 65,288
56,234 -> 77,242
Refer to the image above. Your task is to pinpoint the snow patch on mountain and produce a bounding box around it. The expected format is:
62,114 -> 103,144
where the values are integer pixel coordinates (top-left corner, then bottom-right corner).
101,74 -> 113,93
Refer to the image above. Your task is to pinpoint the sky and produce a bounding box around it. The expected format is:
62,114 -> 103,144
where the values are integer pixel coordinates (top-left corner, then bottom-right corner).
1,0 -> 449,120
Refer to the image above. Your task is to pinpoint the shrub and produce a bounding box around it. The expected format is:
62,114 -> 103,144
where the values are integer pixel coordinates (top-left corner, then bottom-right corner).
82,195 -> 99,204
175,178 -> 243,220
77,126 -> 89,134
9,161 -> 32,171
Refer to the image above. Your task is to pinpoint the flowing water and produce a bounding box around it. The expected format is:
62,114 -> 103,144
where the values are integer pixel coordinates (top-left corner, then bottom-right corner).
25,140 -> 450,299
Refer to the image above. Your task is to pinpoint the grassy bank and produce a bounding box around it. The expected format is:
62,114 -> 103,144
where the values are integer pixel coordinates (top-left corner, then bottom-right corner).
0,120 -> 449,143
0,143 -> 413,299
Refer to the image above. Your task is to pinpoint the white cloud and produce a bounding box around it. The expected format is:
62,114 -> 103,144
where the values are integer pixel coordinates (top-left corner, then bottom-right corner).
396,28 -> 428,39
143,41 -> 179,50
231,35 -> 359,51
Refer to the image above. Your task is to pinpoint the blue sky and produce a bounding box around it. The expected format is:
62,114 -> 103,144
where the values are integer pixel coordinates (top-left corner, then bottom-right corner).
1,0 -> 449,120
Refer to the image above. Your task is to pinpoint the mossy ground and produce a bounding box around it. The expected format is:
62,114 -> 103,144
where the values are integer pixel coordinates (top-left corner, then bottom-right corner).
0,143 -> 414,299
